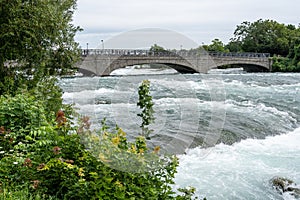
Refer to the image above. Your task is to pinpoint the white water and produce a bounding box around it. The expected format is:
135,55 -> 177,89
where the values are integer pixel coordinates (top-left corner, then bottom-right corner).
175,128 -> 300,199
110,65 -> 178,76
60,69 -> 300,199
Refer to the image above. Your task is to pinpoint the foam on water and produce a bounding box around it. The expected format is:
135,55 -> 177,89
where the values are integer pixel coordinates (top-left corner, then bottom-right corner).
111,65 -> 178,76
175,128 -> 300,200
59,71 -> 300,199
63,88 -> 115,98
225,99 -> 297,122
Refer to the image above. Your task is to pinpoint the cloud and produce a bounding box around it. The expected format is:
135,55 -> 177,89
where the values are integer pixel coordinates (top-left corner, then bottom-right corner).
103,28 -> 199,49
74,0 -> 299,48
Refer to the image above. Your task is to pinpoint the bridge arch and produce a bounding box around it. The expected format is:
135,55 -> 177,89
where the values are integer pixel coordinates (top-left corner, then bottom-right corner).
78,68 -> 97,76
107,58 -> 198,75
214,61 -> 270,72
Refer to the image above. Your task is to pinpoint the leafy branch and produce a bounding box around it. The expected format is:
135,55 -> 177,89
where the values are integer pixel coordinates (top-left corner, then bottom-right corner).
137,80 -> 155,140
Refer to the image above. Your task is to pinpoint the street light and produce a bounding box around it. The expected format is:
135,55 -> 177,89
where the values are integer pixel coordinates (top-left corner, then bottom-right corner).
86,43 -> 89,55
101,40 -> 104,50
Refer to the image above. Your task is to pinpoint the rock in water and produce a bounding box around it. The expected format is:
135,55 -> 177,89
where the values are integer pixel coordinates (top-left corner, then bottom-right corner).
270,177 -> 300,199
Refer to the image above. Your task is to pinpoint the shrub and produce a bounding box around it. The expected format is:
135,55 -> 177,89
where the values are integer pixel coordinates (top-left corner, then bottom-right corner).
0,81 -> 199,199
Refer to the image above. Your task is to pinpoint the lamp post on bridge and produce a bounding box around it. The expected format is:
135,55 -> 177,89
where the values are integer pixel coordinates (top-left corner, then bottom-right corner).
86,43 -> 89,55
101,40 -> 104,50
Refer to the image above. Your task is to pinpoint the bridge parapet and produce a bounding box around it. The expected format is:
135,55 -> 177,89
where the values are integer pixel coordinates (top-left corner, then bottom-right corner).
81,49 -> 270,59
208,52 -> 270,58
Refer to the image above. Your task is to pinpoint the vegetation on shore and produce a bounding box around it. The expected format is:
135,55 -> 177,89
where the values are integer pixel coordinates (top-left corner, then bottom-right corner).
0,80 -> 197,199
0,0 -> 81,96
0,0 -> 199,199
203,19 -> 300,72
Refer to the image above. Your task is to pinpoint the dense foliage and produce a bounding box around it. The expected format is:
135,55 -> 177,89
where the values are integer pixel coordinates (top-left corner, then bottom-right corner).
0,0 -> 81,95
0,82 -> 198,199
202,39 -> 229,52
227,19 -> 300,71
203,19 -> 300,72
149,44 -> 166,53
0,0 -> 199,199
272,43 -> 300,72
227,19 -> 298,55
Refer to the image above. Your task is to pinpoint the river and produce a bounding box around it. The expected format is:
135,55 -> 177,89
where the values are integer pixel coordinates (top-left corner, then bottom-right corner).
59,67 -> 300,200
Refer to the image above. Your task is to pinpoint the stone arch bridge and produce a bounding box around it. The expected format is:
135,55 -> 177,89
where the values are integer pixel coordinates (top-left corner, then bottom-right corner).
77,49 -> 272,76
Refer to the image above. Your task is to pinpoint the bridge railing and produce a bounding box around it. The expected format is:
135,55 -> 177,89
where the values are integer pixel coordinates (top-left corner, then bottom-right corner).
81,49 -> 178,57
208,52 -> 270,58
81,49 -> 270,58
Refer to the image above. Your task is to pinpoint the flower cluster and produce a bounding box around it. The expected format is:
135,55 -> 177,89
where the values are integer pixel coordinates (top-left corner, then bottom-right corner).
23,158 -> 32,167
52,146 -> 62,155
56,110 -> 67,127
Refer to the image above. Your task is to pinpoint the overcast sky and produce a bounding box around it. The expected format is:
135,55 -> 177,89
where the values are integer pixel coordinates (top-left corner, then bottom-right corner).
73,0 -> 299,49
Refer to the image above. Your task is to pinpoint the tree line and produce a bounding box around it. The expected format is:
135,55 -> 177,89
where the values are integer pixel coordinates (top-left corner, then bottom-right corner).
202,19 -> 300,72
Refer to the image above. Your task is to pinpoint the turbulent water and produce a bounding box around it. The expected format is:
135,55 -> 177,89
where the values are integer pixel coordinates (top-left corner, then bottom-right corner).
59,67 -> 300,200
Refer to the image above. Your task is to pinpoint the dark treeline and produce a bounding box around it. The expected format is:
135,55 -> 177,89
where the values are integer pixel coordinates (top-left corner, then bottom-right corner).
202,19 -> 300,72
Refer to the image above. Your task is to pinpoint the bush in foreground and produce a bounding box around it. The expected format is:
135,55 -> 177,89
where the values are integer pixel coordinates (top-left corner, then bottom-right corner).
0,81 -> 198,199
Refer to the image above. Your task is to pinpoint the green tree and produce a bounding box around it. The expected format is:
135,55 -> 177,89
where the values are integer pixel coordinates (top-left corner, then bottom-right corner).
225,40 -> 243,52
291,44 -> 300,66
150,44 -> 166,52
229,19 -> 298,56
0,0 -> 81,95
202,39 -> 229,52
